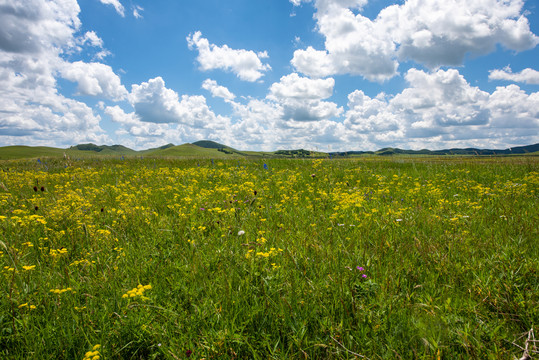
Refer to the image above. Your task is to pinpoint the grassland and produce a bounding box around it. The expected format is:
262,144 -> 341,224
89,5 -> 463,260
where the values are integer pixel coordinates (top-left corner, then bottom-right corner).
0,156 -> 537,359
2,142 -> 537,161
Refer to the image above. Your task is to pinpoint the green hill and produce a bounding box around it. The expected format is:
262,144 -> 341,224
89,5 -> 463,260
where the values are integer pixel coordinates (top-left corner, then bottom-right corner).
1,142 -> 538,160
69,143 -> 137,155
147,143 -> 239,158
191,140 -> 247,156
140,143 -> 175,154
192,140 -> 231,149
0,146 -> 65,160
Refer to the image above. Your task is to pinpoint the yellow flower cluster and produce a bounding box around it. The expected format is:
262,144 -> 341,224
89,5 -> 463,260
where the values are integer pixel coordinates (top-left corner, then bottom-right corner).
256,247 -> 283,258
83,344 -> 101,360
49,248 -> 68,257
18,303 -> 37,310
246,247 -> 284,259
122,284 -> 151,300
69,259 -> 95,267
50,287 -> 73,294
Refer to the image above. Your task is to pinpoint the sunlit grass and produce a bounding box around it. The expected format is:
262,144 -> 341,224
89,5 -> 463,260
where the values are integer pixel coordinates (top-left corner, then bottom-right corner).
1,156 -> 537,359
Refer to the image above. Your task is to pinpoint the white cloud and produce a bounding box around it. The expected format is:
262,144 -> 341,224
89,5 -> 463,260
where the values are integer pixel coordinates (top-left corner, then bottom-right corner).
290,0 -> 367,11
487,85 -> 539,129
75,31 -> 111,60
202,79 -> 235,101
343,68 -> 539,149
0,0 -> 81,54
227,98 -> 347,151
187,31 -> 271,82
60,61 -> 128,100
345,91 -> 401,134
99,0 -> 125,17
0,0 -> 113,146
82,31 -> 103,48
268,73 -> 334,100
105,105 -> 138,125
393,69 -> 491,127
128,76 -> 229,129
293,4 -> 399,81
489,66 -> 539,85
133,5 -> 144,19
0,74 -> 108,145
291,47 -> 336,78
292,0 -> 538,80
105,105 -> 171,139
267,73 -> 342,122
380,0 -> 538,67
279,99 -> 342,122
116,68 -> 537,152
106,79 -> 238,148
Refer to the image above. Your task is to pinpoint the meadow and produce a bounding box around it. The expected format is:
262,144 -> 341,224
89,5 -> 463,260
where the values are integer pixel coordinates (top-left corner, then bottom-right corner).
0,156 -> 537,359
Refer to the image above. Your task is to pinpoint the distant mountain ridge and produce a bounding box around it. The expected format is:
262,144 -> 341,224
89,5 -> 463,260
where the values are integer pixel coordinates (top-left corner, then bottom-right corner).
333,143 -> 539,157
192,140 -> 230,149
69,144 -> 137,154
0,141 -> 538,160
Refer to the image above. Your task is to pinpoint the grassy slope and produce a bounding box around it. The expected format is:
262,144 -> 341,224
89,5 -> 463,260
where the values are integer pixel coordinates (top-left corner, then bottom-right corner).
0,146 -> 65,160
2,144 -> 537,161
144,143 -> 240,158
0,157 -> 537,359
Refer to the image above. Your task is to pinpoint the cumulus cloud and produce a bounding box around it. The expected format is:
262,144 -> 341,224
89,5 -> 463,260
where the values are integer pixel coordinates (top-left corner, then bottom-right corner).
269,73 -> 334,100
267,73 -> 342,122
187,31 -> 271,82
345,91 -> 401,134
487,85 -> 539,129
0,72 -> 108,145
115,68 -> 536,152
381,0 -> 538,67
489,66 -> 539,85
105,105 -> 138,125
99,0 -> 125,17
81,31 -> 103,48
292,8 -> 398,81
290,47 -> 337,79
291,0 -> 538,81
393,69 -> 491,127
343,68 -> 538,149
202,79 -> 235,101
60,61 -> 128,100
0,0 -> 81,54
128,76 -> 229,129
227,98 -> 347,151
105,105 -> 171,139
74,31 -> 111,60
0,0 -> 116,146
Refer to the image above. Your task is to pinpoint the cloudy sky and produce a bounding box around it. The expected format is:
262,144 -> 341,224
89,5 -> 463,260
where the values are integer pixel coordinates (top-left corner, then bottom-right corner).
1,0 -> 538,151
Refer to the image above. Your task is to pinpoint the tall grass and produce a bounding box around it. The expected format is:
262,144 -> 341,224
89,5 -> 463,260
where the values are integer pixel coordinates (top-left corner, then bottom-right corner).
0,156 -> 537,359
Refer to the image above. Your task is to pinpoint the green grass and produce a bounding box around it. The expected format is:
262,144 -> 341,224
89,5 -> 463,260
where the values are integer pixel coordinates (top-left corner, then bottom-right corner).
144,143 -> 241,158
0,156 -> 537,359
1,144 -> 249,160
0,146 -> 66,160
0,146 -> 137,160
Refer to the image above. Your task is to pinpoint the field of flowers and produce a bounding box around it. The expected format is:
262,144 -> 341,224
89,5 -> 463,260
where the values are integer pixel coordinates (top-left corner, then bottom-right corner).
0,156 -> 538,359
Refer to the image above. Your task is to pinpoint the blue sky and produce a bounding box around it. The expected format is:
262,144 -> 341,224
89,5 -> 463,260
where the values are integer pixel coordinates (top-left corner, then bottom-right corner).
0,0 -> 538,151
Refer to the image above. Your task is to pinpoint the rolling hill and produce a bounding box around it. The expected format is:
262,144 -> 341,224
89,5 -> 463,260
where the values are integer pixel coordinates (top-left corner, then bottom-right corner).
0,141 -> 537,160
